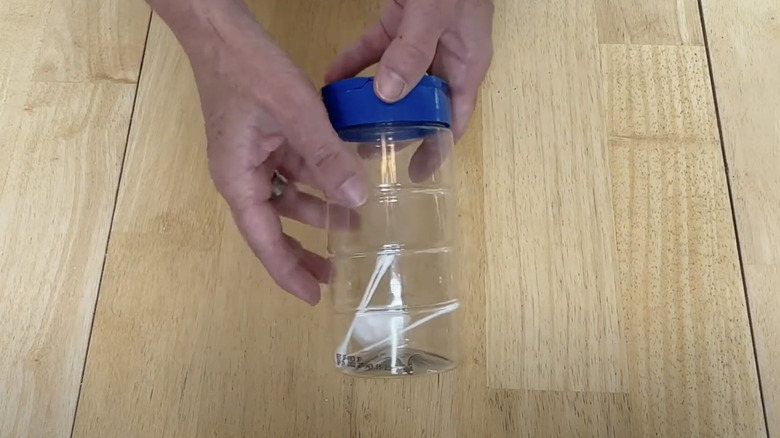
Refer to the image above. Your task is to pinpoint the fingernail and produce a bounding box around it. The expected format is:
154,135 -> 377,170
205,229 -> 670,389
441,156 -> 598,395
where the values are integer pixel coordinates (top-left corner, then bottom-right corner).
339,175 -> 368,207
376,69 -> 406,101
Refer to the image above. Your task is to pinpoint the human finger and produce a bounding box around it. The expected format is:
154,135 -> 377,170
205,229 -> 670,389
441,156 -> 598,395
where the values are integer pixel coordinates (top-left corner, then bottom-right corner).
324,0 -> 405,83
325,22 -> 391,84
437,1 -> 494,140
270,179 -> 358,230
408,130 -> 453,182
374,0 -> 456,102
270,147 -> 318,188
273,74 -> 368,209
444,52 -> 492,140
284,235 -> 332,284
230,195 -> 322,305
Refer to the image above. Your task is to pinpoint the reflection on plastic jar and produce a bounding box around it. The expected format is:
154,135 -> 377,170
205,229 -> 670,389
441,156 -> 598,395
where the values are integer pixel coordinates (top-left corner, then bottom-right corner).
321,75 -> 460,378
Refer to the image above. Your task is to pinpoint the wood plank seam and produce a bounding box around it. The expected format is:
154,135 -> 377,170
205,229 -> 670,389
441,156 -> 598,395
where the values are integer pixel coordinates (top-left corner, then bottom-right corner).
695,0 -> 772,434
57,0 -> 770,435
601,39 -> 766,435
67,11 -> 153,438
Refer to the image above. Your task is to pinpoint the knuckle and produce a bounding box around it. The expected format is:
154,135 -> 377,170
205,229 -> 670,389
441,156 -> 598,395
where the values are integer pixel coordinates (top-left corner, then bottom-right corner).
310,142 -> 343,171
394,37 -> 434,73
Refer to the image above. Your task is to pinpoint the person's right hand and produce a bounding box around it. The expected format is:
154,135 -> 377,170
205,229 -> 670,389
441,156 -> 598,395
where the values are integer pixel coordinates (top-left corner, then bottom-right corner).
154,0 -> 367,305
325,0 -> 493,141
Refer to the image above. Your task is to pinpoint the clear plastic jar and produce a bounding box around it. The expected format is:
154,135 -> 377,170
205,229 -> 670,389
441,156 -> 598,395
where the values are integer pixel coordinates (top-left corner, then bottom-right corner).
321,75 -> 459,378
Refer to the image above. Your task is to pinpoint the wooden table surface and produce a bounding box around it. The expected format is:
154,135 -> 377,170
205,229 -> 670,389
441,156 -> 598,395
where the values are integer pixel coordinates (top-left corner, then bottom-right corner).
1,0 -> 778,437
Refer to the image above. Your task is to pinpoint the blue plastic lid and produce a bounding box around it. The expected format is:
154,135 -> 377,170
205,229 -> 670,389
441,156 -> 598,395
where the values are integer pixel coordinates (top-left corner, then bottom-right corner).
321,75 -> 452,142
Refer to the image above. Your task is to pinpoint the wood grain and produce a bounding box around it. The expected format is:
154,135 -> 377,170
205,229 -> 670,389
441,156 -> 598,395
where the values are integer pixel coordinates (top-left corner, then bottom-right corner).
743,265 -> 780,435
701,0 -> 780,434
0,0 -> 53,85
0,0 -> 52,195
0,0 -> 52,196
483,0 -> 627,393
0,88 -> 27,200
73,14 -> 488,434
595,0 -> 704,45
69,18 -> 226,436
110,24 -> 223,236
602,43 -> 766,437
0,0 -> 765,436
486,390 -> 632,437
32,0 -> 149,83
0,82 -> 138,436
72,10 -> 362,438
0,0 -> 148,435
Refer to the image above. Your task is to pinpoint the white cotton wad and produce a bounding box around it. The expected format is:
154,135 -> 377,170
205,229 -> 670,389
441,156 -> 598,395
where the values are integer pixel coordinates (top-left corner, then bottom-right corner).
337,252 -> 398,357
351,312 -> 411,348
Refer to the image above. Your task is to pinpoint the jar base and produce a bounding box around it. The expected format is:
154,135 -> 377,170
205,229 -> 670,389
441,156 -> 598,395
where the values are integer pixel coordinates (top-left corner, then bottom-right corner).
335,347 -> 457,378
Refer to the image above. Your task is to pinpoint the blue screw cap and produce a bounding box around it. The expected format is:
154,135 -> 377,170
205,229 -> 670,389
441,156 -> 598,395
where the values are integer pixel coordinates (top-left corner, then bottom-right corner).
321,75 -> 452,142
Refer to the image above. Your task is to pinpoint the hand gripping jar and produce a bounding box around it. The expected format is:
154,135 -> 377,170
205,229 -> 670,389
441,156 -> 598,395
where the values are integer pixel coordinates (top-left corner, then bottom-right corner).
321,75 -> 460,378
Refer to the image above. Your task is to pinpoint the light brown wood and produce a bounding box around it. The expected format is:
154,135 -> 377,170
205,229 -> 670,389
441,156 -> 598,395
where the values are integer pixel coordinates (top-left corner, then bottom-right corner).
0,0 -> 52,85
32,0 -> 150,82
701,0 -> 780,434
0,0 -> 148,435
0,83 -> 136,437
601,43 -> 765,436
484,0 -> 627,393
595,0 -> 704,45
0,0 -> 53,199
2,0 -> 775,436
70,10 -> 372,438
72,0 -> 770,436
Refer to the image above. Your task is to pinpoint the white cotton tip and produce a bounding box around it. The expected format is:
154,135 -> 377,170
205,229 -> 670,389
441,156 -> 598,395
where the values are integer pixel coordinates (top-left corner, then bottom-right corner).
352,312 -> 411,348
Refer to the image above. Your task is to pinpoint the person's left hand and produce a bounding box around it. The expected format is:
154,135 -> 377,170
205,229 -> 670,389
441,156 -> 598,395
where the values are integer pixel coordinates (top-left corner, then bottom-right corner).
324,0 -> 494,141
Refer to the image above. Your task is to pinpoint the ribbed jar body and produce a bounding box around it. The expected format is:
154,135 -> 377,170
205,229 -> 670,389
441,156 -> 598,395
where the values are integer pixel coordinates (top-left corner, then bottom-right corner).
327,124 -> 459,378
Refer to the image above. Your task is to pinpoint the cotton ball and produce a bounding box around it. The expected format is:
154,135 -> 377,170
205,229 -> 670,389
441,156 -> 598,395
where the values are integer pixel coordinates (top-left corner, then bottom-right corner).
352,312 -> 411,348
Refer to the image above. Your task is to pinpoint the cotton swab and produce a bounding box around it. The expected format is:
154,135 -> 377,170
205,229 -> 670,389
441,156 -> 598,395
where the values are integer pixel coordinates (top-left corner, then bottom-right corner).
337,252 -> 396,357
347,300 -> 459,358
335,247 -> 460,368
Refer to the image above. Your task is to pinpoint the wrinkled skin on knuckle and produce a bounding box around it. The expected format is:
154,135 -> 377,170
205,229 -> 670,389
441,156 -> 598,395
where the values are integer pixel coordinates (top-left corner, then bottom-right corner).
393,37 -> 434,73
204,123 -> 273,206
310,141 -> 343,172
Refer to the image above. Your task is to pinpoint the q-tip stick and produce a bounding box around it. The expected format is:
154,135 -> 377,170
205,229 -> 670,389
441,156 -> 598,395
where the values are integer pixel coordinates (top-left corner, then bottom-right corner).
337,252 -> 396,357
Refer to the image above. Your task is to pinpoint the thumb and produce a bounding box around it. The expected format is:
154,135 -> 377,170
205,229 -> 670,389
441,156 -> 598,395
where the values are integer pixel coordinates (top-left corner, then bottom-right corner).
374,0 -> 456,102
